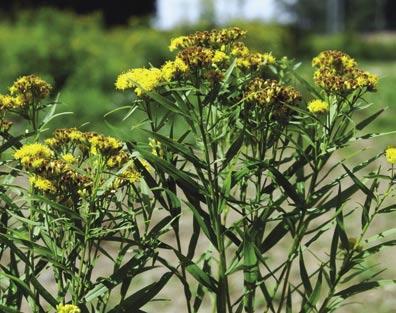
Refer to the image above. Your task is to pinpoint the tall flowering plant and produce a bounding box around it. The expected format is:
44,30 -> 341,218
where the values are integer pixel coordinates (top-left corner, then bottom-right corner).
1,27 -> 396,313
1,77 -> 168,313
115,27 -> 395,313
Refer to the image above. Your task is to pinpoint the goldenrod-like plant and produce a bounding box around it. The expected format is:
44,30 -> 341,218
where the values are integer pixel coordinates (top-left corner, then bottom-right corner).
1,27 -> 396,313
115,28 -> 394,313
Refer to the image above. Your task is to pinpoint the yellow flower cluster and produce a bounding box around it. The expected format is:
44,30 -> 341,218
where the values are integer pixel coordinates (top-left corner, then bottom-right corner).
245,78 -> 301,120
161,57 -> 189,82
116,27 -> 277,95
14,143 -> 54,168
231,42 -> 275,69
176,40 -> 274,72
46,128 -> 122,156
61,153 -> 77,164
121,168 -> 142,184
312,50 -> 378,93
245,78 -> 300,107
115,57 -> 190,95
29,175 -> 56,193
178,46 -> 217,68
15,129 -> 147,197
169,35 -> 191,52
307,99 -> 329,114
0,94 -> 23,110
212,50 -> 229,64
169,27 -> 247,51
9,75 -> 52,104
56,304 -> 80,313
385,147 -> 396,164
45,128 -> 84,147
14,141 -> 89,195
115,68 -> 163,96
0,75 -> 51,111
86,133 -> 122,155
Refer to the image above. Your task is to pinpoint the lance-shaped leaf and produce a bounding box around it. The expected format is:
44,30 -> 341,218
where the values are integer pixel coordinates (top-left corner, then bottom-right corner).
107,272 -> 173,312
335,280 -> 396,299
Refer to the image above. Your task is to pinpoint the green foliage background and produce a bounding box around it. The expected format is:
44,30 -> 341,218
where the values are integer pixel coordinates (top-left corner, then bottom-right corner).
0,8 -> 395,135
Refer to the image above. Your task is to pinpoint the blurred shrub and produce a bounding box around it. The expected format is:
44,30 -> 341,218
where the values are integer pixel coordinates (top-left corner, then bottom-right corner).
0,8 -> 296,132
304,33 -> 396,60
0,8 -> 173,132
232,21 -> 295,57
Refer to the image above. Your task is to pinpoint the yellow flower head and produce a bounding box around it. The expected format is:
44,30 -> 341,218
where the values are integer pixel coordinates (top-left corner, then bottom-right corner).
9,75 -> 52,105
0,94 -> 23,110
236,52 -> 275,70
69,129 -> 84,141
161,57 -> 189,82
29,176 -> 56,193
61,153 -> 77,164
307,99 -> 329,114
169,27 -> 246,52
115,68 -> 163,96
245,78 -> 301,121
106,150 -> 129,168
177,46 -> 214,68
56,304 -> 80,313
169,36 -> 191,51
14,143 -> 53,162
87,133 -> 122,155
231,42 -> 250,57
212,50 -> 229,64
44,137 -> 59,148
245,78 -> 300,107
262,52 -> 276,64
122,167 -> 142,183
385,147 -> 396,164
312,50 -> 378,94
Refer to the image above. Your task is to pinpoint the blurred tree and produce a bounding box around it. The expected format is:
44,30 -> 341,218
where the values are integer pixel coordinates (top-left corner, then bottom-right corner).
0,0 -> 156,25
280,0 -> 394,32
279,0 -> 328,32
384,0 -> 396,29
200,0 -> 216,26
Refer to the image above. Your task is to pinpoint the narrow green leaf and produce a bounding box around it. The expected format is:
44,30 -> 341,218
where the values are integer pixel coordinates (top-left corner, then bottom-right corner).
174,251 -> 218,292
30,275 -> 58,308
260,221 -> 291,253
329,225 -> 339,285
335,280 -> 396,299
107,272 -> 173,312
147,131 -> 206,169
267,165 -> 304,207
299,249 -> 313,294
307,268 -> 323,308
342,164 -> 375,202
85,256 -> 151,302
193,257 -> 211,312
187,218 -> 200,260
356,108 -> 384,131
147,90 -> 188,117
222,132 -> 244,169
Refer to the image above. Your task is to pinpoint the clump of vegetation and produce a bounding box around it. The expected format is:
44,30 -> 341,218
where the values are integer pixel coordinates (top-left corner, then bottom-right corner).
1,27 -> 396,313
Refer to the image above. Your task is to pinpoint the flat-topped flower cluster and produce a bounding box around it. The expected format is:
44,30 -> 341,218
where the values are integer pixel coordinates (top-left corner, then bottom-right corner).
115,27 -> 275,96
14,127 -> 146,202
